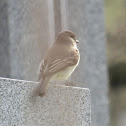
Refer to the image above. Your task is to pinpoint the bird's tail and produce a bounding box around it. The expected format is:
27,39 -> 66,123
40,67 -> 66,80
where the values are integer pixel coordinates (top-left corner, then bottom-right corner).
33,76 -> 52,97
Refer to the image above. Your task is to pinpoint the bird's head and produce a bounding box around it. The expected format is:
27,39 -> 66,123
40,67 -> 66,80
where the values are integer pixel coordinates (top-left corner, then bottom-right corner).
56,30 -> 79,46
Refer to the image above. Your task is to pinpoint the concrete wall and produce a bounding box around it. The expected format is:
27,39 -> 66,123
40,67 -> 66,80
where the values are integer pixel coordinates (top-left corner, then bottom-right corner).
0,77 -> 91,126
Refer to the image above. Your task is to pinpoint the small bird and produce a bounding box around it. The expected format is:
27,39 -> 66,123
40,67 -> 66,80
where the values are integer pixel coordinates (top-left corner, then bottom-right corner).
36,30 -> 80,97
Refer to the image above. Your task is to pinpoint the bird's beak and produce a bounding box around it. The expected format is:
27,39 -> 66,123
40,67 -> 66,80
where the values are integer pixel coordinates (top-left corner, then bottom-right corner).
76,39 -> 79,43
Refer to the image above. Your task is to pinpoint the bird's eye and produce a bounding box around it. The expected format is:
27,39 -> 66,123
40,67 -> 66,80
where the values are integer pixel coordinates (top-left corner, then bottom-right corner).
72,37 -> 79,43
76,39 -> 79,43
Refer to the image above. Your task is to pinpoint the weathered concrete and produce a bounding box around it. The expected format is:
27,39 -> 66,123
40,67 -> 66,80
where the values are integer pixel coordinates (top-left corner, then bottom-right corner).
60,0 -> 109,126
0,0 -> 10,78
7,0 -> 50,81
0,77 -> 91,126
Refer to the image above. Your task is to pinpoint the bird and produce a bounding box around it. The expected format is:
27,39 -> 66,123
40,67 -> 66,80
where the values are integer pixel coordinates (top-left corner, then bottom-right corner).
36,30 -> 80,97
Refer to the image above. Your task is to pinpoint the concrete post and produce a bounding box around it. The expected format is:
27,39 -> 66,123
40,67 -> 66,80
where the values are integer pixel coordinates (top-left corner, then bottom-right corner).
7,0 -> 50,81
60,0 -> 109,126
0,77 -> 91,126
0,0 -> 10,78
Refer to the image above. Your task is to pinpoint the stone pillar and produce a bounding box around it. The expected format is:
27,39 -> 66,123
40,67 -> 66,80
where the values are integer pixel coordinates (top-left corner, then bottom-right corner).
47,0 -> 55,45
60,0 -> 109,126
0,77 -> 91,126
0,0 -> 11,78
53,0 -> 62,37
7,0 -> 50,81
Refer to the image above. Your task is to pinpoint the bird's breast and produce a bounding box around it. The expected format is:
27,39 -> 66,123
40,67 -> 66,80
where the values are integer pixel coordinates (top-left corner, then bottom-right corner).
52,64 -> 78,80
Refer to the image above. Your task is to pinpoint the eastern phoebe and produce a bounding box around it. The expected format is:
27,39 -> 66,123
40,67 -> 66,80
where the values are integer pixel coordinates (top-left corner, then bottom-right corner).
36,30 -> 80,97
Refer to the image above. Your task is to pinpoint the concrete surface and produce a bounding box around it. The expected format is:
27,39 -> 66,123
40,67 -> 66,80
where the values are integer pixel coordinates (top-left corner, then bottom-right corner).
0,0 -> 10,78
60,1 -> 110,126
8,0 -> 50,81
0,77 -> 91,126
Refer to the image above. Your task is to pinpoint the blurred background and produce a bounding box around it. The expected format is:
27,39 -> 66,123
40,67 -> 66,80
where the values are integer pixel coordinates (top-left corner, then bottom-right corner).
106,0 -> 126,126
0,0 -> 126,126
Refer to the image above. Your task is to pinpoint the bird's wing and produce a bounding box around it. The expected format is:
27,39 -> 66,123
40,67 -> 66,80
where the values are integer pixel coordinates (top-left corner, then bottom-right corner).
38,49 -> 79,81
38,59 -> 48,81
43,50 -> 79,77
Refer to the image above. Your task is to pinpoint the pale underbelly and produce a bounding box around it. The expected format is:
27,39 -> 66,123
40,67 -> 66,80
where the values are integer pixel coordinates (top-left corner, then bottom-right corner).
52,65 -> 77,80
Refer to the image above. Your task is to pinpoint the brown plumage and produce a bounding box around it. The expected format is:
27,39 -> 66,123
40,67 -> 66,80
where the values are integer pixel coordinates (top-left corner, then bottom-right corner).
35,30 -> 80,97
